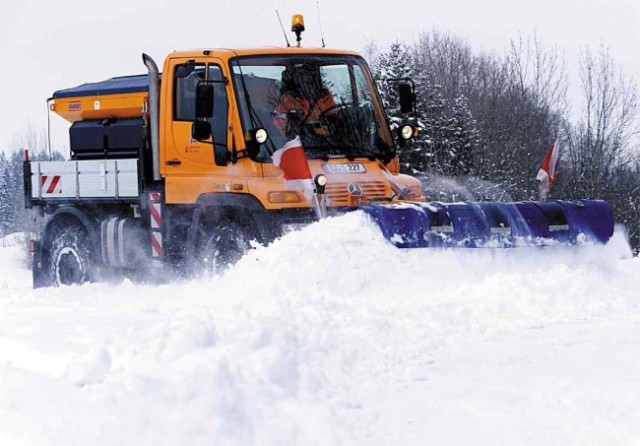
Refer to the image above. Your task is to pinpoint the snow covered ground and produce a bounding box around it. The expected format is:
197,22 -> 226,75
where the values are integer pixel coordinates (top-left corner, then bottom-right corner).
1,212 -> 639,445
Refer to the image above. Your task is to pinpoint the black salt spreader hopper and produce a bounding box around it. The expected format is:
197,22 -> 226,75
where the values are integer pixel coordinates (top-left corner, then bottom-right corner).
350,199 -> 615,248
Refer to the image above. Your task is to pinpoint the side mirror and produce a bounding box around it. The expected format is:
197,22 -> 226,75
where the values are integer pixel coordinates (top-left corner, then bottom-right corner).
191,121 -> 212,141
195,83 -> 214,119
191,81 -> 214,142
398,83 -> 415,114
191,80 -> 228,166
214,146 -> 228,167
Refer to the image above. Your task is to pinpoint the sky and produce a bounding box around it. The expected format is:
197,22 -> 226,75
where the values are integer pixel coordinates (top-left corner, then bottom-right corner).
0,0 -> 638,154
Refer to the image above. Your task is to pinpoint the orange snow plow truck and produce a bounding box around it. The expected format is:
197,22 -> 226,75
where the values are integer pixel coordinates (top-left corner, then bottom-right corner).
24,16 -> 425,287
24,15 -> 615,287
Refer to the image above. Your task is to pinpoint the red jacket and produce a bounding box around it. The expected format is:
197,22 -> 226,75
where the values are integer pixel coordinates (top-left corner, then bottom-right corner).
273,92 -> 338,135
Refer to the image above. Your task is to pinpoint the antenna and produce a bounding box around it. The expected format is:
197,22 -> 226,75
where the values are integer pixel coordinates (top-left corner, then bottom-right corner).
275,10 -> 291,48
316,1 -> 326,48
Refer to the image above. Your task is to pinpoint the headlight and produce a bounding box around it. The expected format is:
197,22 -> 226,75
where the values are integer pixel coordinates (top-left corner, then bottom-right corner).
400,124 -> 414,140
314,174 -> 327,187
255,128 -> 268,144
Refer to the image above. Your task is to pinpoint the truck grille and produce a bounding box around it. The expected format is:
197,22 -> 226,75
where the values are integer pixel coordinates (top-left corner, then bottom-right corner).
326,181 -> 388,206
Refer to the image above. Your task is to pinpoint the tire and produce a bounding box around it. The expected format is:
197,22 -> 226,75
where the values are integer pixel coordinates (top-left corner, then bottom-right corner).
48,225 -> 95,286
197,220 -> 252,276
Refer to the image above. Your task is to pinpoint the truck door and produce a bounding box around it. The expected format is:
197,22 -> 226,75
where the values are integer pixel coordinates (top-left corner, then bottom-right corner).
164,60 -> 230,176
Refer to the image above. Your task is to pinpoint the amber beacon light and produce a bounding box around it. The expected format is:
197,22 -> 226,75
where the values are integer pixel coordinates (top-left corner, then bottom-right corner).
291,14 -> 305,46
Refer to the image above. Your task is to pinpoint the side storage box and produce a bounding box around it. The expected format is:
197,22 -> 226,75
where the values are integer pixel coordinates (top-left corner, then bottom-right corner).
70,118 -> 144,160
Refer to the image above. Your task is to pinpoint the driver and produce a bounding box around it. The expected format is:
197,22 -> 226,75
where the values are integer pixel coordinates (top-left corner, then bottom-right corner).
272,64 -> 338,137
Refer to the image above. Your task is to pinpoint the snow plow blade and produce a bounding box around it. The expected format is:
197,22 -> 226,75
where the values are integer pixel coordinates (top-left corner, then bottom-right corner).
350,200 -> 615,248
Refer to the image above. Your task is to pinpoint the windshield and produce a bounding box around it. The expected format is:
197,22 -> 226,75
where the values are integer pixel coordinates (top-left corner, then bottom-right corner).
231,55 -> 394,162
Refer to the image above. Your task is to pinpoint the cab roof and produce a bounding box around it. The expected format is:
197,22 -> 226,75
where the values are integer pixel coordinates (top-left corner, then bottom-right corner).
166,47 -> 362,59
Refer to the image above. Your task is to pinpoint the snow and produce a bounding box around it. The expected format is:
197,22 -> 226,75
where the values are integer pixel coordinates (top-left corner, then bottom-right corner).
1,213 -> 640,445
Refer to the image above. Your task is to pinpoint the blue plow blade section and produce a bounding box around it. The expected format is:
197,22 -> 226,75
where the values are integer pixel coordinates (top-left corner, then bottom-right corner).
348,200 -> 615,248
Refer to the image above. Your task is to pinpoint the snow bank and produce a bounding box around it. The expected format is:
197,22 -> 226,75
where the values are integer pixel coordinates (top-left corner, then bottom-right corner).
0,212 -> 639,445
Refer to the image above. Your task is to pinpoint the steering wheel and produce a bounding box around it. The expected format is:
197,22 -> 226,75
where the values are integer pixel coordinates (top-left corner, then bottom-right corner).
316,102 -> 354,122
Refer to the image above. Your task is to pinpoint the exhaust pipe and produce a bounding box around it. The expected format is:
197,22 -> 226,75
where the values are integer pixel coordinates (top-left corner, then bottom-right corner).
142,53 -> 161,181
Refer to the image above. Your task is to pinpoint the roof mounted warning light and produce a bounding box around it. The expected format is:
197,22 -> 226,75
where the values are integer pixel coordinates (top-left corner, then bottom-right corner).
291,14 -> 305,47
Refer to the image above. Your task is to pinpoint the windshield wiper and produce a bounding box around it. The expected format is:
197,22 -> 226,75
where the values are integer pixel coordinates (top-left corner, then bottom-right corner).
233,58 -> 277,155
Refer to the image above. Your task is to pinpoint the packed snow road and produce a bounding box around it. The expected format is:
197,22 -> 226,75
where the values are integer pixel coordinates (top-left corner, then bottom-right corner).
0,212 -> 639,445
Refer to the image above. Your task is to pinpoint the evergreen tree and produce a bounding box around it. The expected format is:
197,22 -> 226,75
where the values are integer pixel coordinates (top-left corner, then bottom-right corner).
373,41 -> 415,133
375,43 -> 423,174
0,153 -> 14,236
0,147 -> 65,238
449,95 -> 481,175
374,40 -> 480,177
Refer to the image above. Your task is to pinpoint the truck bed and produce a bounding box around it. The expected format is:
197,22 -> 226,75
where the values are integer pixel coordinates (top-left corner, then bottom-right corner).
28,159 -> 140,204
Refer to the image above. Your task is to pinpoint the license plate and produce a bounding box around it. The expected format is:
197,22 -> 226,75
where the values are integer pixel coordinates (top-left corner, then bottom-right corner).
322,163 -> 366,174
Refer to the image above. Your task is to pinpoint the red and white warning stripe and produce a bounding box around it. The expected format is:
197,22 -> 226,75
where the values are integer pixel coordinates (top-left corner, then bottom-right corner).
150,231 -> 163,258
149,201 -> 162,229
148,192 -> 163,264
41,175 -> 62,194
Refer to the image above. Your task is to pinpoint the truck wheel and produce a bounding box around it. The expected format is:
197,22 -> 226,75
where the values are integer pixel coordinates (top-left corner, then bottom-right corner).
49,225 -> 95,286
198,221 -> 251,276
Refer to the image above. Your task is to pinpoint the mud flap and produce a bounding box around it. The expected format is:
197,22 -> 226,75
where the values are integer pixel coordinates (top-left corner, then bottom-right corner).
32,241 -> 52,288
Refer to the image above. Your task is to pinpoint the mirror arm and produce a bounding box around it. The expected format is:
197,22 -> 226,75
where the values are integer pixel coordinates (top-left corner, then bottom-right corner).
190,128 -> 228,151
194,139 -> 228,151
235,148 -> 250,159
230,131 -> 238,164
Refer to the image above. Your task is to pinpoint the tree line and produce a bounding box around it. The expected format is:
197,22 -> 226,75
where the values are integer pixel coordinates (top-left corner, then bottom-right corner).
369,32 -> 639,251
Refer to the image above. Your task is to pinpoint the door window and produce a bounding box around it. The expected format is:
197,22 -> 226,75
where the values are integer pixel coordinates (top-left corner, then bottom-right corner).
174,64 -> 228,147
